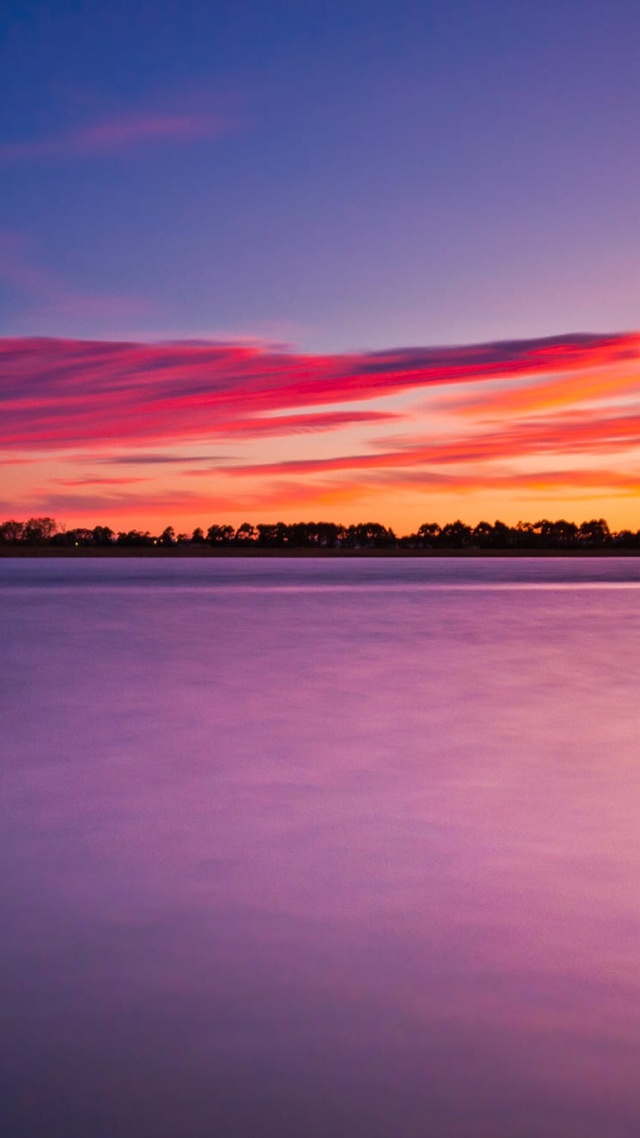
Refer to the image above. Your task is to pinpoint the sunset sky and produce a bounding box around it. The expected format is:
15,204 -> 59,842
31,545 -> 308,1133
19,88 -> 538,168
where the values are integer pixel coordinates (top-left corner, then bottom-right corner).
1,0 -> 639,534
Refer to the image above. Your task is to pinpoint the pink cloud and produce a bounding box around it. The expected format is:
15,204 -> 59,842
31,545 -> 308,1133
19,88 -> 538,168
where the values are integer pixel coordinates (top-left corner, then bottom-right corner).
56,477 -> 150,487
227,408 -> 640,478
23,486 -> 266,522
0,112 -> 227,162
15,462 -> 640,530
373,467 -> 640,496
198,409 -> 403,439
210,466 -> 640,516
2,331 -> 637,452
5,329 -> 640,529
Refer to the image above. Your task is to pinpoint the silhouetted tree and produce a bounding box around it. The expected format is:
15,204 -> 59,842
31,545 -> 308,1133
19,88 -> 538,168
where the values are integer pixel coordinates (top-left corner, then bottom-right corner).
440,520 -> 472,547
51,528 -> 94,547
492,520 -> 512,546
92,526 -> 114,546
613,529 -> 640,549
116,529 -> 155,546
472,521 -> 494,547
578,518 -> 611,547
286,522 -> 314,547
257,522 -> 289,547
23,517 -> 57,543
0,520 -> 24,543
317,522 -> 346,548
234,522 -> 256,544
345,522 -> 396,548
1,514 -> 638,555
416,523 -> 442,548
206,524 -> 235,545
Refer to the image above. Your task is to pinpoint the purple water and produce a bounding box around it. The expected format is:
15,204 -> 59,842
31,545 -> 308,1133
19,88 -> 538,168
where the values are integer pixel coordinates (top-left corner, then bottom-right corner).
1,558 -> 639,1137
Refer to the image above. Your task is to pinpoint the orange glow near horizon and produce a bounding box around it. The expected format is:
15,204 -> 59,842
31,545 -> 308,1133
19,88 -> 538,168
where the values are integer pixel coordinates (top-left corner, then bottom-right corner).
2,330 -> 640,535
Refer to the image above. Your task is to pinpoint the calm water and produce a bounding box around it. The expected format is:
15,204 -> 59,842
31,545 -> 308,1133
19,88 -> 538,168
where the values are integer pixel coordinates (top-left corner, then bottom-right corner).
1,558 -> 639,1138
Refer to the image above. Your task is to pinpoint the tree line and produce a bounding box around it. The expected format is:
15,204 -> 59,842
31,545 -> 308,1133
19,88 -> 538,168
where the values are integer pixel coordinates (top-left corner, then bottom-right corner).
1,515 -> 639,551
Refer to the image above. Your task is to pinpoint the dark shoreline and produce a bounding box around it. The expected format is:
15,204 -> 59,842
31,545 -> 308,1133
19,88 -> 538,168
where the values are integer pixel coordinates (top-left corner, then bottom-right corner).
2,547 -> 639,559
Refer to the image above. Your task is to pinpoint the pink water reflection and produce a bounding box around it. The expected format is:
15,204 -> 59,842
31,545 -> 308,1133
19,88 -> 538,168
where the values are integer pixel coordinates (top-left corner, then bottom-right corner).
1,561 -> 639,1136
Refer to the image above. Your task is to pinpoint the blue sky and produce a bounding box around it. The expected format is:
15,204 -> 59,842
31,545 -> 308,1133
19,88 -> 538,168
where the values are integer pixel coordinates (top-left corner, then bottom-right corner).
2,1 -> 639,533
1,0 -> 638,350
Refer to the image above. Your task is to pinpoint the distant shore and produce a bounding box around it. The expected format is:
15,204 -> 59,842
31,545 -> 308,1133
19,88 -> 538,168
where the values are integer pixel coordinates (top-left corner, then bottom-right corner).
2,547 -> 639,559
4,517 -> 637,556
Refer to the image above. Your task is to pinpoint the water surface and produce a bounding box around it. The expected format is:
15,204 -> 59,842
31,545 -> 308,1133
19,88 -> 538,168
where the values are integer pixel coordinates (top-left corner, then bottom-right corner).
1,558 -> 639,1137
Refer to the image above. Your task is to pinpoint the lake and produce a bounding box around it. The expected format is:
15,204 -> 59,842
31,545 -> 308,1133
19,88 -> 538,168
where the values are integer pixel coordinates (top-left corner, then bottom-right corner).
1,558 -> 639,1137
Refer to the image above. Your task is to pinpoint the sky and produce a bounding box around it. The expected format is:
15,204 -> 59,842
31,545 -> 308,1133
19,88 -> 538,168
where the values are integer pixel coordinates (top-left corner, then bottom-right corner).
1,0 -> 639,534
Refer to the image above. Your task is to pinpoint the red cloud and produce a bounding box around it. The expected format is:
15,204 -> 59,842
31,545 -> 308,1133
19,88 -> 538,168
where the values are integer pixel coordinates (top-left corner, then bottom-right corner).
56,477 -> 150,487
199,409 -> 402,438
225,408 -> 640,478
374,467 -> 640,495
1,331 -> 637,452
0,113 -> 227,162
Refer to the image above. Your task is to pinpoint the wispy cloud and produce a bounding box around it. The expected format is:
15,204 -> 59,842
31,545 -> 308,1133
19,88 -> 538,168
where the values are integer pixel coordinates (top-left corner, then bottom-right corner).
23,486 -> 261,521
2,331 -> 637,451
0,112 -> 228,163
94,453 -> 228,466
4,330 -> 639,527
56,477 -> 150,487
228,408 -> 640,478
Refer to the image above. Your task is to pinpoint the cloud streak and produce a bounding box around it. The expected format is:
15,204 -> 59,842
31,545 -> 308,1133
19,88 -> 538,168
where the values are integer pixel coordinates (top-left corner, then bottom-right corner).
2,331 -> 637,451
4,330 -> 639,529
0,112 -> 228,163
228,408 -> 640,477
